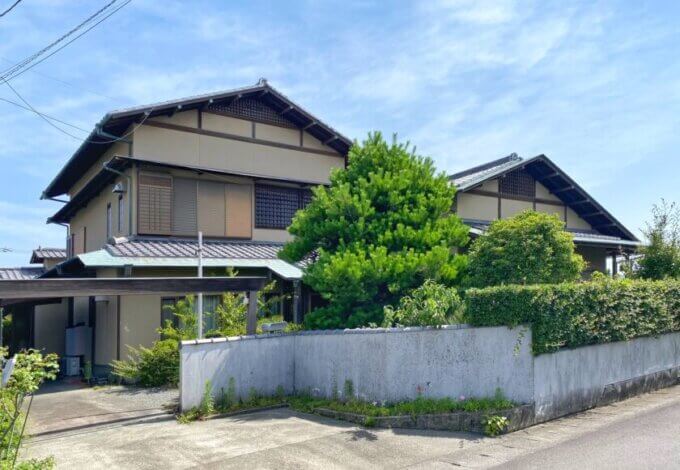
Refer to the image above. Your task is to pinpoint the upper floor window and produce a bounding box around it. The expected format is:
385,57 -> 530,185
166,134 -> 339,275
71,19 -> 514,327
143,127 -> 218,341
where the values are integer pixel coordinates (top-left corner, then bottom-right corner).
106,203 -> 112,239
499,169 -> 535,198
254,184 -> 312,229
118,195 -> 124,233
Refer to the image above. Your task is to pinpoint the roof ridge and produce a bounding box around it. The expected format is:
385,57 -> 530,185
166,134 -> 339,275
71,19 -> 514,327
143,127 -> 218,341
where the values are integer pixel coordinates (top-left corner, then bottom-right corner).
448,153 -> 521,180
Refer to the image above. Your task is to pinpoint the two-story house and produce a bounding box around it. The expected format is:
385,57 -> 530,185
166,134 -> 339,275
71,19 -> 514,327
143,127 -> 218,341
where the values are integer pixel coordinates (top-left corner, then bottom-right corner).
2,81 -> 640,378
6,80 -> 350,375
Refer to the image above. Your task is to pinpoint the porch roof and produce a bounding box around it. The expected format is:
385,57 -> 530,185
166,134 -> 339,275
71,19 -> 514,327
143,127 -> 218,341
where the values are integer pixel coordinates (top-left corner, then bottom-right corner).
46,237 -> 304,281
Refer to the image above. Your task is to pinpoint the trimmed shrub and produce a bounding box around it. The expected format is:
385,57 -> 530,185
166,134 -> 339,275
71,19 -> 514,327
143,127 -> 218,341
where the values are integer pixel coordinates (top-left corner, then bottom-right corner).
465,279 -> 680,354
382,280 -> 464,327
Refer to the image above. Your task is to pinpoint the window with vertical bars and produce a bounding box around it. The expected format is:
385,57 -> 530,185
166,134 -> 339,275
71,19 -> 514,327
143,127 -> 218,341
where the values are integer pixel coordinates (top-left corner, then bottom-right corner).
254,185 -> 313,229
499,169 -> 535,198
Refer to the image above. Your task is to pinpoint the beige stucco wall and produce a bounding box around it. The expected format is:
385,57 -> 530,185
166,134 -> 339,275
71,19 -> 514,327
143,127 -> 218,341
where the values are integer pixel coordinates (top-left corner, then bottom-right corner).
69,173 -> 131,253
33,300 -> 69,356
95,296 -> 118,366
456,193 -> 497,221
252,228 -> 292,242
133,114 -> 344,184
535,203 -> 564,221
119,295 -> 161,359
535,181 -> 561,202
500,198 -> 532,218
69,141 -> 130,197
566,207 -> 592,230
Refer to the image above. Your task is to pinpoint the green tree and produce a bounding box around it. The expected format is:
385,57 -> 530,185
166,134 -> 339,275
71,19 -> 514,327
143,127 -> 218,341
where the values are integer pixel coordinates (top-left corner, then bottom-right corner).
636,199 -> 680,280
464,211 -> 585,288
280,133 -> 469,329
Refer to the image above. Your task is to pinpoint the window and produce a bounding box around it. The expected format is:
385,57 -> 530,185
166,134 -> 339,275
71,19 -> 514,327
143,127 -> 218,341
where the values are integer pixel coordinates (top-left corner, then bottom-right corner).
499,169 -> 535,198
106,203 -> 112,239
138,173 -> 173,235
118,195 -> 124,233
255,184 -> 313,229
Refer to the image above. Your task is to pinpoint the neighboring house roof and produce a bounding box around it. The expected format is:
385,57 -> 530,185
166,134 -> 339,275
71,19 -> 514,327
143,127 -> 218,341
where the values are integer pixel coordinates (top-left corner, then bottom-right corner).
44,237 -> 304,280
0,267 -> 45,280
42,79 -> 353,199
449,154 -> 639,242
463,219 -> 641,248
30,247 -> 67,264
48,155 -> 327,224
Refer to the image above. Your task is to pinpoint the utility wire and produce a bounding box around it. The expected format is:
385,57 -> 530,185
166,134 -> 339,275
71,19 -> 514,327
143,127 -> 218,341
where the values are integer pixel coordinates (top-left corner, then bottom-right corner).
0,96 -> 91,132
1,0 -> 131,82
1,77 -> 154,144
0,0 -> 22,18
0,57 -> 121,103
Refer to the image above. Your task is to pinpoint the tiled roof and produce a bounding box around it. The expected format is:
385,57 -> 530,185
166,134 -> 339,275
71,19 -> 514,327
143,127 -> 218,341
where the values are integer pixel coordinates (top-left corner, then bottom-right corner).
449,154 -> 524,190
463,219 -> 640,247
30,247 -> 67,263
107,237 -> 286,259
0,267 -> 45,280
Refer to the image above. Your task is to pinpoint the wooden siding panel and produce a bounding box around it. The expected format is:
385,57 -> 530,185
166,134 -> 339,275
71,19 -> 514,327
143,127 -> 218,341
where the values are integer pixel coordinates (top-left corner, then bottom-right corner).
225,184 -> 252,239
198,181 -> 226,237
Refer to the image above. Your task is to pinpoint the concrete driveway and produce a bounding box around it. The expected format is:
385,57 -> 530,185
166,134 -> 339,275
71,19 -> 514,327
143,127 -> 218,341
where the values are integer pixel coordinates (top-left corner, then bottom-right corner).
21,383 -> 680,469
21,382 -> 482,469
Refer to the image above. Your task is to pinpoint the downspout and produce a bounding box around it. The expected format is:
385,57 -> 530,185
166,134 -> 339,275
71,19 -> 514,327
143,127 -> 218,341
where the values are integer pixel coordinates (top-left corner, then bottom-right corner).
102,163 -> 133,237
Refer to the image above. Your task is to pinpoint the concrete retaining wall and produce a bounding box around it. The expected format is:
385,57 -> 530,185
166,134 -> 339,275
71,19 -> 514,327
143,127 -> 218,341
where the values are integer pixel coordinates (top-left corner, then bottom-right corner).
180,325 -> 533,410
533,332 -> 680,421
180,327 -> 680,419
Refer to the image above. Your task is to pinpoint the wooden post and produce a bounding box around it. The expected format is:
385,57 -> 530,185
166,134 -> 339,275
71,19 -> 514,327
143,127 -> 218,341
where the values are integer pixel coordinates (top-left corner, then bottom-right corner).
293,280 -> 301,324
246,290 -> 258,335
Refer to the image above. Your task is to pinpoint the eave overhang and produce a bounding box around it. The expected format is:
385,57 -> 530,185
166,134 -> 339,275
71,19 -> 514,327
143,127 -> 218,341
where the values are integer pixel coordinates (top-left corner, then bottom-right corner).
452,154 -> 639,242
42,80 -> 352,199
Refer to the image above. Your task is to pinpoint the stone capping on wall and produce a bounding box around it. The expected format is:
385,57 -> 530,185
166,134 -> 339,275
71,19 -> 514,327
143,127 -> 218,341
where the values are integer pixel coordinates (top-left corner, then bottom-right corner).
180,323 -> 477,347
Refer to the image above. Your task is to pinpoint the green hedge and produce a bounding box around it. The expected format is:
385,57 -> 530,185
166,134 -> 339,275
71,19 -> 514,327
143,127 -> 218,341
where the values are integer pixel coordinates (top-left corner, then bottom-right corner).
465,279 -> 680,354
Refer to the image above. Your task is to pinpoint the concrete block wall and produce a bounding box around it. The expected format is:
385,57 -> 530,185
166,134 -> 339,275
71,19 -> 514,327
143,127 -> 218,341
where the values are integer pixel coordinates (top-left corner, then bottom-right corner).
180,327 -> 680,416
180,325 -> 533,410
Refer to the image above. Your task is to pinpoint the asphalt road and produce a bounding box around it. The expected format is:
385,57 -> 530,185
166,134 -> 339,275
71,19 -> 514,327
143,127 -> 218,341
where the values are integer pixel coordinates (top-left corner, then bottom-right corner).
498,396 -> 680,469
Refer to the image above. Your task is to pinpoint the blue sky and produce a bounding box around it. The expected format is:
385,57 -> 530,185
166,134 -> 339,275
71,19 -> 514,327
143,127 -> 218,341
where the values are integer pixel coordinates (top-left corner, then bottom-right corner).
1,0 -> 679,266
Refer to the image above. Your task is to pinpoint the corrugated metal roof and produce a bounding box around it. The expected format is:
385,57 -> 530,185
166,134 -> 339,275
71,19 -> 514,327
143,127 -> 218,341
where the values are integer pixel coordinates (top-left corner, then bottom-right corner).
0,267 -> 45,280
30,247 -> 67,263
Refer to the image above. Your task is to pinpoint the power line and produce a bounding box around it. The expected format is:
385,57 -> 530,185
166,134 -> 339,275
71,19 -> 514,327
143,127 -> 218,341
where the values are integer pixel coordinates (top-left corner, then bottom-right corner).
1,78 -> 154,144
0,0 -> 22,18
0,57 -> 121,104
1,0 -> 132,82
0,96 -> 91,133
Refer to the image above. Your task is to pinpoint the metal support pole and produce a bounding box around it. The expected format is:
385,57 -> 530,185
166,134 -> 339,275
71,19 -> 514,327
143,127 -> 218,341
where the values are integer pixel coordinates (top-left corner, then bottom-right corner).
246,290 -> 258,335
197,232 -> 203,339
292,280 -> 301,324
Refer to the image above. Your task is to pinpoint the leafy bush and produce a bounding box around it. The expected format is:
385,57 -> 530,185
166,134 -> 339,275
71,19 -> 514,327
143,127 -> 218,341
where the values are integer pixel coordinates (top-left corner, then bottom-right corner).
484,415 -> 509,436
111,339 -> 179,387
464,211 -> 585,288
1,348 -> 59,469
281,132 -> 469,329
635,199 -> 680,280
465,278 -> 680,354
383,280 -> 464,327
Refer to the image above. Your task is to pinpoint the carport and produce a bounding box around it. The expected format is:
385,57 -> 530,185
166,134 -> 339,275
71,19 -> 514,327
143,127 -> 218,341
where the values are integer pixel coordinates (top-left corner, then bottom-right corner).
0,276 -> 267,363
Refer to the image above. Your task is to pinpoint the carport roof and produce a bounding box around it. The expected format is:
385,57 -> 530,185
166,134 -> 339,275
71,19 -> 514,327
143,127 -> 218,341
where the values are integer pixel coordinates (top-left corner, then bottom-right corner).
46,237 -> 304,280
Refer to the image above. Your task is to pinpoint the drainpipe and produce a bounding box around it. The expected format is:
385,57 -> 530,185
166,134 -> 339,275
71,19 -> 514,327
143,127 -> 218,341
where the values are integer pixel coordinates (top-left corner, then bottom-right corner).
102,163 -> 133,237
